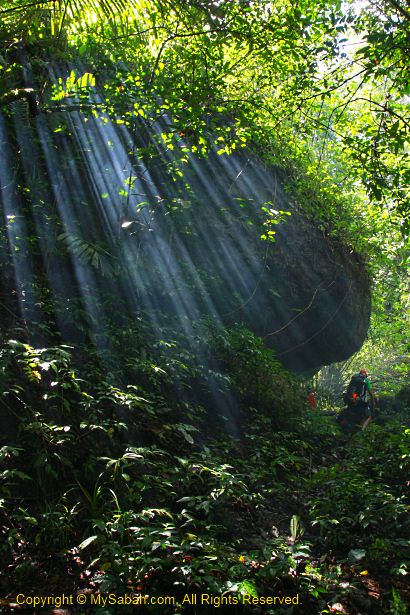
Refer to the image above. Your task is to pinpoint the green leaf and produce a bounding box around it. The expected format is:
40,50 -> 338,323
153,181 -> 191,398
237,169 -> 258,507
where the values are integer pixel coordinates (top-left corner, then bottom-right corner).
78,535 -> 98,551
347,548 -> 366,563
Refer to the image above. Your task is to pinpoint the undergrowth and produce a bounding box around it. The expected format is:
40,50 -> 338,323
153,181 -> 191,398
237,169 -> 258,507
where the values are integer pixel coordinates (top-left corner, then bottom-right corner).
0,326 -> 409,614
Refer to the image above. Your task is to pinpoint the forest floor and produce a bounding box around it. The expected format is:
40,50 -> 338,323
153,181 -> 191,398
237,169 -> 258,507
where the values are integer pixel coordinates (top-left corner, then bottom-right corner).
0,337 -> 409,614
1,408 -> 409,615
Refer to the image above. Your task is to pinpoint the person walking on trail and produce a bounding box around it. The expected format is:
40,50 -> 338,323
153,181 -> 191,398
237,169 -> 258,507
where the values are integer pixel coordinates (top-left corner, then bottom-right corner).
343,368 -> 375,430
307,390 -> 316,410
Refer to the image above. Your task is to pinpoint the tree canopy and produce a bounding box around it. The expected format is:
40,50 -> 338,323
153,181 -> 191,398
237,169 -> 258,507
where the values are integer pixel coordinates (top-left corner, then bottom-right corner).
0,2 -> 409,611
1,0 -> 409,233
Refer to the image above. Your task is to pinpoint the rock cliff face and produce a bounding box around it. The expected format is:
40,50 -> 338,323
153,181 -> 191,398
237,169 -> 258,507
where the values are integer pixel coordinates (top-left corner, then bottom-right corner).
0,109 -> 371,372
142,149 -> 371,373
271,216 -> 370,372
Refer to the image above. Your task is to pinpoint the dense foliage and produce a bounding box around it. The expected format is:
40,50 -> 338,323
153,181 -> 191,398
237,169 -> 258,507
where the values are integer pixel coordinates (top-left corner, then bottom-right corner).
0,0 -> 409,613
0,328 -> 409,612
1,0 -> 409,228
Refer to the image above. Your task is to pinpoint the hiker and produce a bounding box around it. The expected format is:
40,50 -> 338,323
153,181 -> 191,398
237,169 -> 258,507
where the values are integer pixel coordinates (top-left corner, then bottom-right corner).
306,390 -> 316,410
342,368 -> 375,430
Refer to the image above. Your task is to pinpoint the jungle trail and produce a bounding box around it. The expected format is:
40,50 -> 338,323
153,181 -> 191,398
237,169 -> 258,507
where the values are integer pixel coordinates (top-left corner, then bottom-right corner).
0,1 -> 409,614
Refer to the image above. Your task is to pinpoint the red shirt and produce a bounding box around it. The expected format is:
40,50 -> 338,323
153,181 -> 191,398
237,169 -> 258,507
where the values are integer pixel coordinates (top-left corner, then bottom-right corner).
307,392 -> 316,409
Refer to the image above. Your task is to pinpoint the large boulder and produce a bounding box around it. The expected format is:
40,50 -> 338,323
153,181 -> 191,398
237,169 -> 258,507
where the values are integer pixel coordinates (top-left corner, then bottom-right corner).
0,109 -> 370,372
